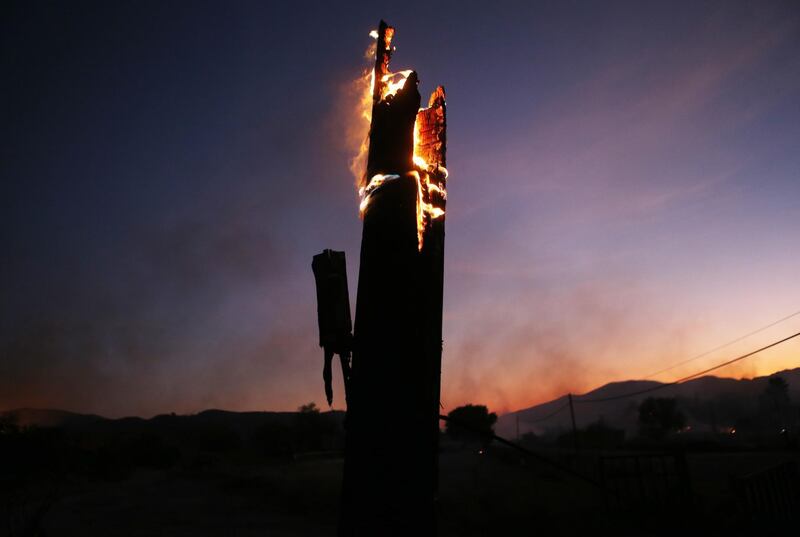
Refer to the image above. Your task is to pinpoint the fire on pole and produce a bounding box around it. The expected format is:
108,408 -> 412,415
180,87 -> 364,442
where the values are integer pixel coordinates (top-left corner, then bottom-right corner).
312,20 -> 447,537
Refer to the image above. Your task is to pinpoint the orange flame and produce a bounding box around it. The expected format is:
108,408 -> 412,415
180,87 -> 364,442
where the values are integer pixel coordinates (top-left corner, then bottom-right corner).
349,33 -> 378,189
354,29 -> 448,251
380,69 -> 413,100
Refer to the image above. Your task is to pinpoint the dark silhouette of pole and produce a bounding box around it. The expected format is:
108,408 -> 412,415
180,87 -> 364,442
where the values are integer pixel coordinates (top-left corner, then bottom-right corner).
311,250 -> 352,407
568,393 -> 579,452
338,20 -> 447,537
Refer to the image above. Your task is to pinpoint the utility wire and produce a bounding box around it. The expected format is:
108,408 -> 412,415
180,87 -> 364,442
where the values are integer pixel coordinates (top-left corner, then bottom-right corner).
642,309 -> 800,380
575,329 -> 800,404
438,414 -> 604,490
671,329 -> 800,383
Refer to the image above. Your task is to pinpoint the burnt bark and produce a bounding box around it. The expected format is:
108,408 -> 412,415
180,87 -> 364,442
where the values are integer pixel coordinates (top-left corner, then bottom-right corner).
311,250 -> 353,406
366,21 -> 417,179
339,20 -> 446,537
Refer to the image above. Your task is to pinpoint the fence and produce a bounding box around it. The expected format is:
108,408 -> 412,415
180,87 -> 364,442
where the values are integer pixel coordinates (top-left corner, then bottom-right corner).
733,460 -> 800,523
599,452 -> 692,511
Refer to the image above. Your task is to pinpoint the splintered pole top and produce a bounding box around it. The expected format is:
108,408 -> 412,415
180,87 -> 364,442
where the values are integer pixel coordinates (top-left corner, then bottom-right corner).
373,20 -> 394,103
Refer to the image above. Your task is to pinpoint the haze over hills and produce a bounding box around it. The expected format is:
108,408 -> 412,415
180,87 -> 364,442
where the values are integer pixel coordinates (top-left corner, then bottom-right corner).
2,367 -> 797,449
4,368 -> 799,442
495,367 -> 800,438
0,407 -> 346,444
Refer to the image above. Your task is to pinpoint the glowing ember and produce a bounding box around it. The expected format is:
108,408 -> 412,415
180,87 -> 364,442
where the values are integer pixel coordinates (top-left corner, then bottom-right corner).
358,173 -> 400,213
381,69 -> 414,100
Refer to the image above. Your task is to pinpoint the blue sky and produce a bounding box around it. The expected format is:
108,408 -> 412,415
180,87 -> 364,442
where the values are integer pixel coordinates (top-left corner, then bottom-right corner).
2,1 -> 799,416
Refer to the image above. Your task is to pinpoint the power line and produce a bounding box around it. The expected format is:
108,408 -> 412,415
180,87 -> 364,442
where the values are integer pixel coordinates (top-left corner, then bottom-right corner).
672,329 -> 800,383
642,309 -> 800,380
438,414 -> 604,490
575,329 -> 800,404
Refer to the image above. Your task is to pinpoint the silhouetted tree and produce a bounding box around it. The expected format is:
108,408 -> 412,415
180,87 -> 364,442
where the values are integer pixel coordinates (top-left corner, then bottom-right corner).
298,402 -> 320,414
758,376 -> 791,431
638,397 -> 686,439
759,376 -> 790,412
445,405 -> 497,445
294,402 -> 337,452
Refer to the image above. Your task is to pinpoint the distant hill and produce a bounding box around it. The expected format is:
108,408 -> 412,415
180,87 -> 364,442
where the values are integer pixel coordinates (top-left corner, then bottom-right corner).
5,367 -> 799,443
495,367 -> 800,438
2,408 -> 107,428
0,407 -> 345,442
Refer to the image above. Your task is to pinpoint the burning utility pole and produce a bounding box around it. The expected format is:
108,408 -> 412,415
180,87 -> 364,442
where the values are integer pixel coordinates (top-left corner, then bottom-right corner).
313,20 -> 447,536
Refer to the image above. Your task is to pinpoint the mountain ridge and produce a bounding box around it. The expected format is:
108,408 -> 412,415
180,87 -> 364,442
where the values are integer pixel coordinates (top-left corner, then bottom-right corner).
4,368 -> 798,440
495,367 -> 800,438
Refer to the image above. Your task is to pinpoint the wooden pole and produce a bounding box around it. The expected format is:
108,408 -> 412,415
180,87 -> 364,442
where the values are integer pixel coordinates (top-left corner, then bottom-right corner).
568,393 -> 579,452
339,21 -> 446,537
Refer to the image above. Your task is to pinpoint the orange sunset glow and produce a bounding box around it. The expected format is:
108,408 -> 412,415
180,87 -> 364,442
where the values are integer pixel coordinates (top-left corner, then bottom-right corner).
3,2 -> 799,420
4,3 -> 800,536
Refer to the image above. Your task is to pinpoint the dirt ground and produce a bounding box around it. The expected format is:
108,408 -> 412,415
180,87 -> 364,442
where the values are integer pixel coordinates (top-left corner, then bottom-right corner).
34,449 -> 800,536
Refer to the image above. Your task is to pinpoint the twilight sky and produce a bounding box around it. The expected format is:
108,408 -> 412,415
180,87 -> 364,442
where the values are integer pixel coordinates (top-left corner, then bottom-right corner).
2,0 -> 799,417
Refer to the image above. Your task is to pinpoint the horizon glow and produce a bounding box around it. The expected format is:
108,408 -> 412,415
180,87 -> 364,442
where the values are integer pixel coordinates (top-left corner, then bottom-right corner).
2,1 -> 799,418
